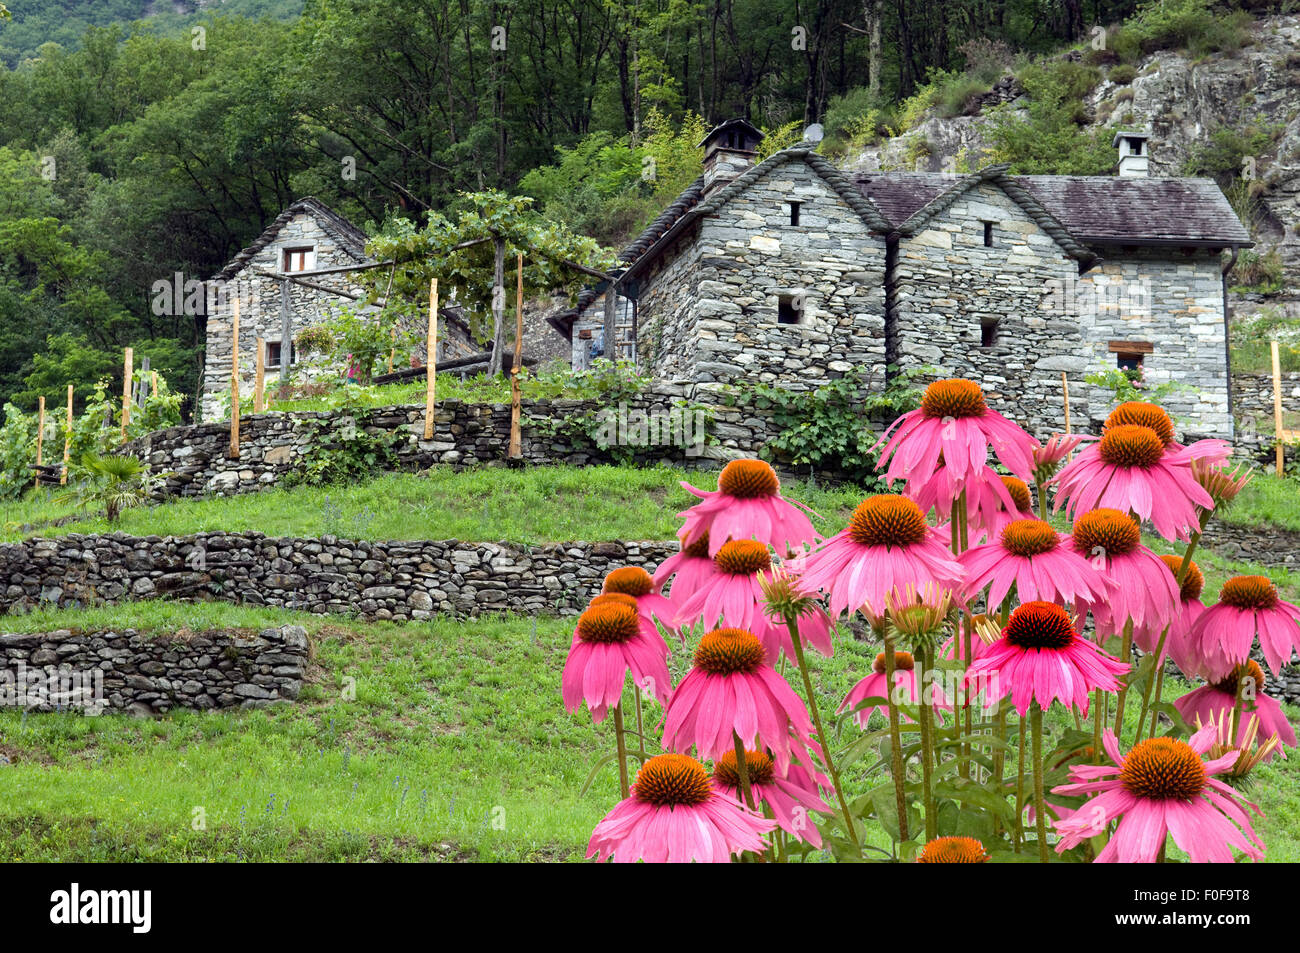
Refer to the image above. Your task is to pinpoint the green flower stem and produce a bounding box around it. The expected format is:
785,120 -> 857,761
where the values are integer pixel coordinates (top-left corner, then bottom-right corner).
1032,702 -> 1049,864
733,732 -> 767,863
1133,624 -> 1170,745
1113,620 -> 1134,742
1014,715 -> 1026,853
786,614 -> 861,849
1036,478 -> 1049,521
917,642 -> 937,840
881,629 -> 910,843
613,705 -> 630,799
634,686 -> 648,760
992,705 -> 1007,840
1092,689 -> 1104,764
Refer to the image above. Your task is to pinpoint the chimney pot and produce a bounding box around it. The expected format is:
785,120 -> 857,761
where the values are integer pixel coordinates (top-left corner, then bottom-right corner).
1113,129 -> 1151,178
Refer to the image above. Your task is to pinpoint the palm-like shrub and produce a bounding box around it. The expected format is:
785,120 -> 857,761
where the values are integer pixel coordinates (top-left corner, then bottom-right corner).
63,453 -> 161,523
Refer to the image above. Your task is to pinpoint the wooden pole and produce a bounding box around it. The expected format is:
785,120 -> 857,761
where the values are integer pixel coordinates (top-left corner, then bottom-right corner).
279,277 -> 292,398
34,396 -> 45,488
151,370 -> 159,396
602,274 -> 617,363
423,279 -> 438,440
120,347 -> 133,441
1273,340 -> 1285,477
1061,372 -> 1072,434
509,253 -> 525,458
61,385 -> 72,485
254,336 -> 266,413
489,237 -> 506,376
230,293 -> 241,459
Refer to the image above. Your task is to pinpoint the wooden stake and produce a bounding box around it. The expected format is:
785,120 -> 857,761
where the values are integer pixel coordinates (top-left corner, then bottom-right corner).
151,370 -> 159,395
1061,372 -> 1072,434
61,385 -> 72,485
254,336 -> 265,413
388,326 -> 397,374
1273,340 -> 1285,477
509,253 -> 525,459
120,347 -> 133,441
35,396 -> 45,488
423,279 -> 438,440
230,293 -> 241,459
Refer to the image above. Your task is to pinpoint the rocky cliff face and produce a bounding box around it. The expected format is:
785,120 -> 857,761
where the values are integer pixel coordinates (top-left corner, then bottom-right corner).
848,14 -> 1300,316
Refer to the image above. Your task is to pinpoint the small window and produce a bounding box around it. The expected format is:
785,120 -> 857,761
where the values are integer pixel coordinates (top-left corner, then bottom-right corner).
266,340 -> 296,369
983,221 -> 994,247
282,247 -> 315,273
788,201 -> 801,226
980,317 -> 999,348
1116,352 -> 1143,371
777,294 -> 802,325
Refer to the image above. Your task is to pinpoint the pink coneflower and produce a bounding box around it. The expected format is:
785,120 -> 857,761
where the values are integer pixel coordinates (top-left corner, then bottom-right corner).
916,836 -> 989,863
678,459 -> 817,557
652,531 -> 718,607
876,379 -> 1036,493
1193,574 -> 1300,676
1053,725 -> 1265,863
966,601 -> 1128,716
1106,402 -> 1230,463
840,649 -> 927,726
712,748 -> 832,848
675,540 -> 832,660
1069,508 -> 1178,642
1160,554 -> 1208,677
662,627 -> 815,772
798,495 -> 965,619
1174,660 -> 1296,760
1052,404 -> 1222,542
587,753 -> 775,863
561,600 -> 671,723
959,517 -> 1110,610
603,565 -> 675,629
1032,432 -> 1085,484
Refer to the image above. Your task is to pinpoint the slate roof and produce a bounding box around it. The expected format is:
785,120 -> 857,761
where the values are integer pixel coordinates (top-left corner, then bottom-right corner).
856,170 -> 1250,247
1011,175 -> 1251,246
213,196 -> 372,281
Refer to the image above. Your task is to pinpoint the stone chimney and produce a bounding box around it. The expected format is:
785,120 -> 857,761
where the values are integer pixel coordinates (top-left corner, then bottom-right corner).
1113,130 -> 1151,178
700,119 -> 764,197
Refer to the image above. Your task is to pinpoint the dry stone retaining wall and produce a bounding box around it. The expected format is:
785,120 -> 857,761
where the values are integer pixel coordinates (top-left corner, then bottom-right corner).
0,532 -> 678,622
0,625 -> 308,716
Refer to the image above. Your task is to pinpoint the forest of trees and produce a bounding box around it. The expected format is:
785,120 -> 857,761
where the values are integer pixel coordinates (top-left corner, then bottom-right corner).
0,0 -> 1274,413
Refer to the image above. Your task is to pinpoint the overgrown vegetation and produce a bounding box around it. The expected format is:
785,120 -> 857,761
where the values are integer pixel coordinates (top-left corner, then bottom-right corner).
727,365 -> 929,486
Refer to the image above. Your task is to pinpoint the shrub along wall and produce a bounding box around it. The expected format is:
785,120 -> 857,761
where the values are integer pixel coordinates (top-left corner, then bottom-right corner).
0,532 -> 677,622
0,624 -> 308,716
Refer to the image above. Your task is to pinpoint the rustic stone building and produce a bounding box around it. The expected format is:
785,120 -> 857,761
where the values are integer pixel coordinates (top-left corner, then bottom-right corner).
553,120 -> 1250,439
202,197 -> 475,422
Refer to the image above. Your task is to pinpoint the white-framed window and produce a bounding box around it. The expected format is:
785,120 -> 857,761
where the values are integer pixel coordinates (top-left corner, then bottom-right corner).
281,246 -> 316,273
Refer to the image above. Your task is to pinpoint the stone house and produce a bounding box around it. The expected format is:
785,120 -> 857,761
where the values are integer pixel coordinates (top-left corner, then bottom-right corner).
202,197 -> 474,421
552,122 -> 1250,439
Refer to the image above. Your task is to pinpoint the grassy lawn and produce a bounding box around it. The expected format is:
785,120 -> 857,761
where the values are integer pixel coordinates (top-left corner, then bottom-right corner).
1,600 -> 1296,862
0,466 -> 869,545
1218,471 -> 1300,533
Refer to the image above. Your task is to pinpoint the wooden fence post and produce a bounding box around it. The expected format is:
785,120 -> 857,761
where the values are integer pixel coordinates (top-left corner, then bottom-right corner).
120,347 -> 133,441
230,292 -> 241,459
1274,340 -> 1286,477
34,396 -> 45,488
424,278 -> 438,440
254,336 -> 265,413
61,385 -> 72,485
509,253 -> 525,459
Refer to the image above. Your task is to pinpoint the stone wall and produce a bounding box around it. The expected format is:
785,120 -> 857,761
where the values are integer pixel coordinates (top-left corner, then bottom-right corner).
1205,518 -> 1300,569
0,625 -> 308,715
1231,370 -> 1300,458
893,182 -> 1086,438
1078,247 -> 1231,440
202,209 -> 368,422
0,533 -> 678,622
640,156 -> 889,391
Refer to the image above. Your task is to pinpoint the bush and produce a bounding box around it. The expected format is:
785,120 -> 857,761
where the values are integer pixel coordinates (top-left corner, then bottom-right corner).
1108,64 -> 1137,85
1112,0 -> 1253,63
986,64 -> 1114,174
1229,248 -> 1285,294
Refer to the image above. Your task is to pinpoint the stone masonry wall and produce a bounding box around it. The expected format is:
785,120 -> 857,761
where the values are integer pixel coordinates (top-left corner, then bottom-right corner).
643,159 -> 888,391
893,182 -> 1086,438
1231,370 -> 1300,459
1077,247 -> 1231,440
0,625 -> 308,715
201,211 -> 368,422
0,533 -> 678,622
